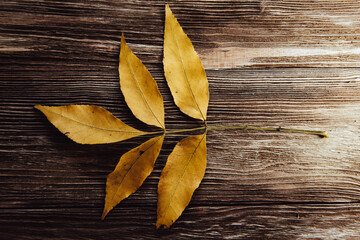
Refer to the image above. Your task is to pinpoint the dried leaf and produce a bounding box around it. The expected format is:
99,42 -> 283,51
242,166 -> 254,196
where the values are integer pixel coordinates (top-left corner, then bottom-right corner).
102,134 -> 164,219
163,4 -> 209,121
35,105 -> 145,144
120,34 -> 165,129
157,133 -> 207,229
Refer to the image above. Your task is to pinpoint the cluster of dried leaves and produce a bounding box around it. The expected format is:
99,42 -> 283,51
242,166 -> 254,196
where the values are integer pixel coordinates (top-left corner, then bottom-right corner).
35,5 -> 209,229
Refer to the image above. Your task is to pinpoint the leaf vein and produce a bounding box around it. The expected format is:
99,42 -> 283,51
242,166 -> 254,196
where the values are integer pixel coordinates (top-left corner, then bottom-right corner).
168,17 -> 206,121
123,45 -> 164,129
43,108 -> 142,134
162,133 -> 206,220
109,135 -> 164,206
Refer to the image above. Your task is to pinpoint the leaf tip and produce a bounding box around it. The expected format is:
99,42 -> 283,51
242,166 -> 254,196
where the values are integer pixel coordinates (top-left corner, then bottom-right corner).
101,207 -> 110,220
156,220 -> 170,230
165,3 -> 173,17
121,32 -> 126,46
320,132 -> 329,138
34,105 -> 49,114
165,3 -> 174,18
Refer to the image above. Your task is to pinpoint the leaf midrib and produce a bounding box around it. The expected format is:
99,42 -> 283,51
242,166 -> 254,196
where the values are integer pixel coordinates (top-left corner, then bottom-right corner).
168,15 -> 205,121
161,134 -> 206,221
42,107 -> 142,134
109,135 -> 163,206
123,45 -> 165,129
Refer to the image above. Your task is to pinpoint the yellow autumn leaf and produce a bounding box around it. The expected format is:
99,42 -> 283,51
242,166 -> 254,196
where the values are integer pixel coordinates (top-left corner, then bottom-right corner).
163,4 -> 209,121
102,134 -> 165,219
35,105 -> 145,144
157,133 -> 207,229
120,33 -> 165,129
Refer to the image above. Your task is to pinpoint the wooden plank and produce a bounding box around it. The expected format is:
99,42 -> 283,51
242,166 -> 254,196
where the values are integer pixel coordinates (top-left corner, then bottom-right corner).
1,204 -> 360,239
0,0 -> 359,70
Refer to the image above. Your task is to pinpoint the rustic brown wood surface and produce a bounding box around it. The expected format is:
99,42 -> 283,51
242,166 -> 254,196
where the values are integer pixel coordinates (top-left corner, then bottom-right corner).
1,0 -> 360,239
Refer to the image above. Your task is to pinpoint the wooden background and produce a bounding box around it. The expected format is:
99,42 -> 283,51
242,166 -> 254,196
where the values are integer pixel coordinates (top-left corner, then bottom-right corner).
1,0 -> 360,239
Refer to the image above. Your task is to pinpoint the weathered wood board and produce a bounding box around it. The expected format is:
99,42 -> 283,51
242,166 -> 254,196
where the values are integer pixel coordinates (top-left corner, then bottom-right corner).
1,0 -> 360,239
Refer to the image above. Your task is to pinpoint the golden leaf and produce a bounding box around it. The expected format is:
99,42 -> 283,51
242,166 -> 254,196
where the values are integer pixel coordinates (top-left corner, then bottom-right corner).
102,134 -> 164,219
35,105 -> 145,144
163,4 -> 209,121
120,33 -> 165,129
157,133 -> 207,229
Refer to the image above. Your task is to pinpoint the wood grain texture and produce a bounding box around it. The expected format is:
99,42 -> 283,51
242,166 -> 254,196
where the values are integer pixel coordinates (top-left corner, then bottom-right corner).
1,204 -> 360,239
1,0 -> 360,239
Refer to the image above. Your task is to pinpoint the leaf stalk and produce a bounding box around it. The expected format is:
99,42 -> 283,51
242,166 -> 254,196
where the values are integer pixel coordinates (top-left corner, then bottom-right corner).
207,125 -> 328,138
146,125 -> 328,138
